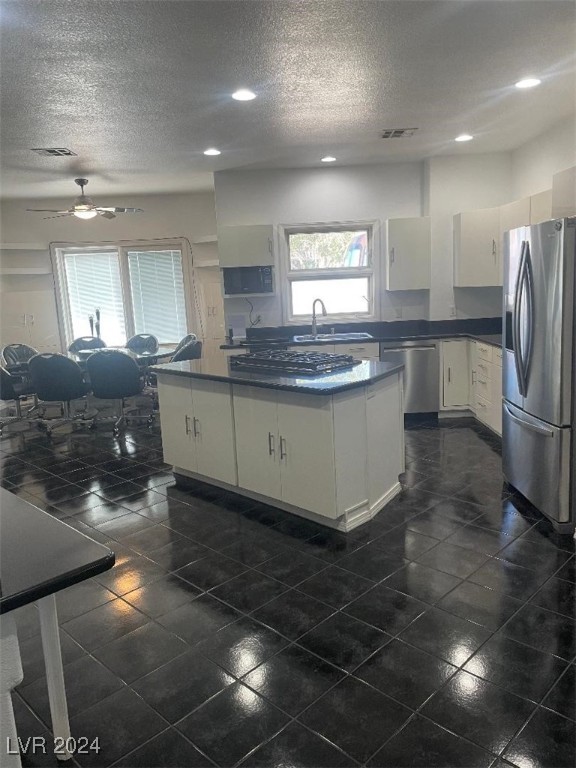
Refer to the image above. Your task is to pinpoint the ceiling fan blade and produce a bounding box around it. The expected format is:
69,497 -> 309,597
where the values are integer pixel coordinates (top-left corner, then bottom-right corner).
96,207 -> 144,214
27,209 -> 69,213
99,211 -> 116,219
42,213 -> 75,220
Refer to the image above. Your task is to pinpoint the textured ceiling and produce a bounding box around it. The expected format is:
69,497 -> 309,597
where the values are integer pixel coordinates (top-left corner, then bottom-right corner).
1,0 -> 575,199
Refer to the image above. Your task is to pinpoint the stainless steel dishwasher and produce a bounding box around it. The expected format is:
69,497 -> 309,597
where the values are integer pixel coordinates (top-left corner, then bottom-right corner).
380,340 -> 440,413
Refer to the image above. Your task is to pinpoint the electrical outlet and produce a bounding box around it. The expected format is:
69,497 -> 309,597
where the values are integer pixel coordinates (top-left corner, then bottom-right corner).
395,307 -> 402,319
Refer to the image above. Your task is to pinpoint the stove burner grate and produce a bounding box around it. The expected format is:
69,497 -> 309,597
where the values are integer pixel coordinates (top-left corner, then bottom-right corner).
229,349 -> 361,375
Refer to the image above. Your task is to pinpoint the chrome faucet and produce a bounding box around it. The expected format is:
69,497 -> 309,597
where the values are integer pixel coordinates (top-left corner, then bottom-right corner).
311,298 -> 327,337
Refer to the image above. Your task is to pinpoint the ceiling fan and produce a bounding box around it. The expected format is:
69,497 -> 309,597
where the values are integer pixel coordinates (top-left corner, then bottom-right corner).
27,178 -> 144,220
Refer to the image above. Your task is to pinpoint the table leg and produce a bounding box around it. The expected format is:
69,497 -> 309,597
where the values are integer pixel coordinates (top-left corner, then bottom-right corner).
0,613 -> 23,768
37,595 -> 71,762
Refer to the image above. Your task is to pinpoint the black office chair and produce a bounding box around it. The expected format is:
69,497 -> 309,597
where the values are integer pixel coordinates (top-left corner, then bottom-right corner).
172,333 -> 197,358
86,350 -> 151,435
0,367 -> 37,436
68,336 -> 107,355
1,343 -> 38,371
171,339 -> 203,362
28,354 -> 93,436
126,334 -> 159,355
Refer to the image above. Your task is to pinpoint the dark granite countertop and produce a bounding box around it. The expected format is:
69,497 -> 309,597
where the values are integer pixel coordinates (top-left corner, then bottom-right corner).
220,332 -> 502,350
151,359 -> 404,395
221,318 -> 503,350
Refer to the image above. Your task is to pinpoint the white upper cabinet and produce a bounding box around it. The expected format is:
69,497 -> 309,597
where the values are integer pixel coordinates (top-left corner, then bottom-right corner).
530,190 -> 552,224
499,198 -> 530,237
551,166 -> 576,218
453,207 -> 501,287
217,225 -> 274,267
385,217 -> 431,290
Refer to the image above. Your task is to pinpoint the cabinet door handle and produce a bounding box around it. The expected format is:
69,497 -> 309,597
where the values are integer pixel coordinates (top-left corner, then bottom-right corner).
268,432 -> 275,456
279,436 -> 287,459
471,370 -> 476,384
185,415 -> 191,435
448,367 -> 451,383
492,239 -> 497,261
193,417 -> 199,437
390,247 -> 395,264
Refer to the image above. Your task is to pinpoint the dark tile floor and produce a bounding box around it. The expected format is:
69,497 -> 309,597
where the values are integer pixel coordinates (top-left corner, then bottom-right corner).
1,415 -> 574,768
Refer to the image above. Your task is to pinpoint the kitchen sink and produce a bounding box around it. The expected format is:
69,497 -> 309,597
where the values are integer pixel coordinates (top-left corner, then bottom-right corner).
293,332 -> 374,342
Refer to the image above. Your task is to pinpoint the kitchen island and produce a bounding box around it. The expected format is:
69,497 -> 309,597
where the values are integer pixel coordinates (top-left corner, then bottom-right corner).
151,358 -> 404,531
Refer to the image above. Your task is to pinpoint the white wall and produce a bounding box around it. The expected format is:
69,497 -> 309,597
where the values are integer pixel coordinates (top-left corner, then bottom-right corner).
0,191 -> 217,351
511,115 -> 576,199
425,153 -> 512,320
215,164 -> 427,327
215,157 -> 512,327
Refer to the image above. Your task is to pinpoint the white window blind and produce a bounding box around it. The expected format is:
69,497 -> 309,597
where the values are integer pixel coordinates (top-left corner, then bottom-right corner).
62,250 -> 126,345
127,249 -> 187,343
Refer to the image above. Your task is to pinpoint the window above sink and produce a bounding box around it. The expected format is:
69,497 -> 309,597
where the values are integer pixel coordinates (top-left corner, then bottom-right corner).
279,222 -> 377,324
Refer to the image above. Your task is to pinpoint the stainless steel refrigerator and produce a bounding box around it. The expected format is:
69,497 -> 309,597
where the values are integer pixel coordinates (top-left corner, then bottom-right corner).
502,218 -> 576,534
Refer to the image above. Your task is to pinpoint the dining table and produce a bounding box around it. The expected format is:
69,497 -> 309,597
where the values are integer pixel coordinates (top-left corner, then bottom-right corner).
0,489 -> 115,766
71,344 -> 176,364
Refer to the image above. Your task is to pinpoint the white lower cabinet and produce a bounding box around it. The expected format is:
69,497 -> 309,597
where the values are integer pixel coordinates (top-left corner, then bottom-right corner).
231,374 -> 404,524
441,340 -> 470,408
157,377 -> 195,472
233,387 -> 337,518
336,342 -> 379,359
157,376 -> 237,484
469,340 -> 502,436
233,387 -> 282,499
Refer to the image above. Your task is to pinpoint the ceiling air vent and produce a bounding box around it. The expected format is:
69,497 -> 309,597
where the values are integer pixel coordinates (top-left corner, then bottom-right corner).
381,128 -> 418,139
30,147 -> 77,156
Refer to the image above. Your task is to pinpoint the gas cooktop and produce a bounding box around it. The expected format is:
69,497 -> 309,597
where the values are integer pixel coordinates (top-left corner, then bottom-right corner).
229,350 -> 361,375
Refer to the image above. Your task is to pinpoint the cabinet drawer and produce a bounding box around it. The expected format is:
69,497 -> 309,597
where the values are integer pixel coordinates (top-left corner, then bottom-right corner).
338,342 -> 379,359
475,375 -> 492,402
474,393 -> 491,423
476,343 -> 493,363
476,359 -> 492,379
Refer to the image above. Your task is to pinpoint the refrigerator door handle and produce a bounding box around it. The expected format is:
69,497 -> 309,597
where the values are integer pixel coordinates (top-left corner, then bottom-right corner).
503,403 -> 554,437
512,241 -> 527,396
522,241 -> 535,392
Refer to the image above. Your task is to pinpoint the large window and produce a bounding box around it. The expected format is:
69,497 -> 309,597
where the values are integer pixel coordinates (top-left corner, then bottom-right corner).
283,225 -> 375,321
53,242 -> 190,347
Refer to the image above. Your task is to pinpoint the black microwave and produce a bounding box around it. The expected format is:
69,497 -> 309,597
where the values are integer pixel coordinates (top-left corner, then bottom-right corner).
222,265 -> 274,295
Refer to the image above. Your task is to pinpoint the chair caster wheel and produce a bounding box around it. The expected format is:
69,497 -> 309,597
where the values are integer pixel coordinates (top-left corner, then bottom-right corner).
147,416 -> 154,425
113,428 -> 120,437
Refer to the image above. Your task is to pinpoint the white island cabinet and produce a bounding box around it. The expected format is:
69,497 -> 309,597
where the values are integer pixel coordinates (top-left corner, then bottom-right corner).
153,359 -> 405,531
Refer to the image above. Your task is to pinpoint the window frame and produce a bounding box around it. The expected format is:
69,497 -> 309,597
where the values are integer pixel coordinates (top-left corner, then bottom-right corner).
278,221 -> 380,324
51,238 -> 194,350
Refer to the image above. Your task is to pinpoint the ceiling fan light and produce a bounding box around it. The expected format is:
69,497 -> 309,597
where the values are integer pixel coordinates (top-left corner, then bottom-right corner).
74,209 -> 98,219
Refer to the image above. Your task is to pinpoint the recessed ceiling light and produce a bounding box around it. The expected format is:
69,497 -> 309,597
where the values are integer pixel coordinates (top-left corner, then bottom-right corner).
232,89 -> 256,101
203,148 -> 221,156
321,156 -> 337,162
455,134 -> 473,142
515,78 -> 541,89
